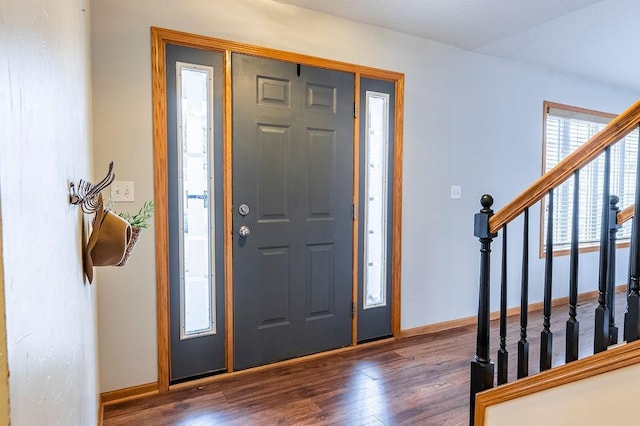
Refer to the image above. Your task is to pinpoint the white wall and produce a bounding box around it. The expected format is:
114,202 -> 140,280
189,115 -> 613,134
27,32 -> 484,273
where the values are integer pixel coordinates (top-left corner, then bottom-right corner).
485,362 -> 640,425
0,0 -> 99,424
479,0 -> 640,93
91,0 -> 640,392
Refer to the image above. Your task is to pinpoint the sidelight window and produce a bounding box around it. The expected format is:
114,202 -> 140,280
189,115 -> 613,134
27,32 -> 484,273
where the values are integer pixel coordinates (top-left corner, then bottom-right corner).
363,91 -> 390,309
176,62 -> 216,338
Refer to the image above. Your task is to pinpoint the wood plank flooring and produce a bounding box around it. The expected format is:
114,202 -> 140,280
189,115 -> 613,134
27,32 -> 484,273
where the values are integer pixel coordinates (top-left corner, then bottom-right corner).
103,291 -> 627,425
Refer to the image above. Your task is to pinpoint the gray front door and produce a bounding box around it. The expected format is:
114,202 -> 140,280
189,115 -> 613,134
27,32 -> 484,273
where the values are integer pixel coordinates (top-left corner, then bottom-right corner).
232,54 -> 354,370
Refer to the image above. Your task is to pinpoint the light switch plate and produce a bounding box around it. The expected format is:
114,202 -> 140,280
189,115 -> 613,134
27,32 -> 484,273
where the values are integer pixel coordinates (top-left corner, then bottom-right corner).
112,181 -> 134,202
450,185 -> 462,200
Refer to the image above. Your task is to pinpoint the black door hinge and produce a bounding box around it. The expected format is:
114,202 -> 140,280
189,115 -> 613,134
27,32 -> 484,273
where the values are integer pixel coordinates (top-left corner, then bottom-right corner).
351,302 -> 355,319
354,102 -> 357,119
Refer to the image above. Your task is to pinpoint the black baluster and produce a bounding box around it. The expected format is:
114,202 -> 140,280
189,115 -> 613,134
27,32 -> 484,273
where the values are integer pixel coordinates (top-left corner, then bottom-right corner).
517,208 -> 529,378
566,171 -> 580,363
541,189 -> 554,371
629,215 -> 636,298
625,214 -> 636,342
595,147 -> 611,353
608,195 -> 620,345
626,125 -> 640,342
498,224 -> 508,385
470,195 -> 497,425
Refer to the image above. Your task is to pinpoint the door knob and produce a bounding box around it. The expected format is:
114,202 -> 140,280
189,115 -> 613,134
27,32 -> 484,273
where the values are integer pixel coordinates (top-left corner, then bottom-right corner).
238,225 -> 251,238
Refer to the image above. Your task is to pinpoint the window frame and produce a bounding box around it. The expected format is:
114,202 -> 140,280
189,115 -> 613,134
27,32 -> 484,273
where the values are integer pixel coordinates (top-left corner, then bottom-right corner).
362,90 -> 391,310
175,61 -> 217,340
539,101 -> 632,258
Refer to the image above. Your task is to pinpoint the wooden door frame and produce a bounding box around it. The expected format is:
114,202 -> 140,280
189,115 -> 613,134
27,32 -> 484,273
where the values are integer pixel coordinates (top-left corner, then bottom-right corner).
151,26 -> 404,392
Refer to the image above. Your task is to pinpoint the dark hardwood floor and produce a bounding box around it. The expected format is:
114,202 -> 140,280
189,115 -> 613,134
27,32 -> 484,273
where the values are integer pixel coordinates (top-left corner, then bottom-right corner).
103,291 -> 626,425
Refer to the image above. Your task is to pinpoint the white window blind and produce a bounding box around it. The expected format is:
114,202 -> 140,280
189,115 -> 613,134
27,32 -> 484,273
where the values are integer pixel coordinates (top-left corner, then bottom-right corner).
543,104 -> 639,252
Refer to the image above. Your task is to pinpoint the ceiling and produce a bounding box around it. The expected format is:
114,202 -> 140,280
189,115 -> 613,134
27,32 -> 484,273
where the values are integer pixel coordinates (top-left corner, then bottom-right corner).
270,0 -> 640,93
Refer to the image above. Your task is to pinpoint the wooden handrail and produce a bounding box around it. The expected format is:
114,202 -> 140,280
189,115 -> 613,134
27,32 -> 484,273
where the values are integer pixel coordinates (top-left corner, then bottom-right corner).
617,205 -> 635,225
489,99 -> 640,233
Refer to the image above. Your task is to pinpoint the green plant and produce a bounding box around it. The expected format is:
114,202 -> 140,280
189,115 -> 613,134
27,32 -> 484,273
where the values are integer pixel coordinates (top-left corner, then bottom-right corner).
117,200 -> 155,229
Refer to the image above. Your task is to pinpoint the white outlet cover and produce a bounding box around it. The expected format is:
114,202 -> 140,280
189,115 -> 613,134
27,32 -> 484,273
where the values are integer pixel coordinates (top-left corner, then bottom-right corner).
450,185 -> 462,199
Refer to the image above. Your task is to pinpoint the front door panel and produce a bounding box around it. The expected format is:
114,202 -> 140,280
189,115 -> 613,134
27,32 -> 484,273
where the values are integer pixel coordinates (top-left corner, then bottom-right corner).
232,54 -> 354,370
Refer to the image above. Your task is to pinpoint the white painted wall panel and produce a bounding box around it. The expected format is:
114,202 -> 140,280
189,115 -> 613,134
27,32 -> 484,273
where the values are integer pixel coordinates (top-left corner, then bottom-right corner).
91,0 -> 639,392
485,363 -> 640,425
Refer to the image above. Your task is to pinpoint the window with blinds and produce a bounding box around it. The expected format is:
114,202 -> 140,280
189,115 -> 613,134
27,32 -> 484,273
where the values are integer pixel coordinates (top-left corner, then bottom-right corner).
542,102 -> 639,254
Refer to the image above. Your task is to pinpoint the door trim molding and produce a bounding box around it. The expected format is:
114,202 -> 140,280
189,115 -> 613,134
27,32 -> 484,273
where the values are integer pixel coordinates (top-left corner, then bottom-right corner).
151,26 -> 404,392
223,49 -> 233,374
351,73 -> 361,346
391,76 -> 404,337
151,29 -> 171,392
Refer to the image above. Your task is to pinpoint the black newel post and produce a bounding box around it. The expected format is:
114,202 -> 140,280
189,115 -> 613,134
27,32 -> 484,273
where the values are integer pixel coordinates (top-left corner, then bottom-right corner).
607,195 -> 620,345
470,194 -> 497,425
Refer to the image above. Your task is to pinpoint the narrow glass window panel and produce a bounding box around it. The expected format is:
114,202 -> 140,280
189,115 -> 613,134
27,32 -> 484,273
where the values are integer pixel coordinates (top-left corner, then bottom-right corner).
176,62 -> 216,339
364,91 -> 390,309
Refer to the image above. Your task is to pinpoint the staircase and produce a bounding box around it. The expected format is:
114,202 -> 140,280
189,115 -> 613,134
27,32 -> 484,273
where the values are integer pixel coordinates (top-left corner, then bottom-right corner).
470,100 -> 640,425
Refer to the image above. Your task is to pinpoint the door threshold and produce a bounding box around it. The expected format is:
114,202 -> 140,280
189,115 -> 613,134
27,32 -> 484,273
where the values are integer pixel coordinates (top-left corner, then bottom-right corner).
358,334 -> 393,345
169,368 -> 227,387
168,337 -> 395,392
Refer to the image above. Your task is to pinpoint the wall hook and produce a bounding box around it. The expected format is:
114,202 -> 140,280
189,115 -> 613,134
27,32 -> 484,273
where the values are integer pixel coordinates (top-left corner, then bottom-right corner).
70,161 -> 115,214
